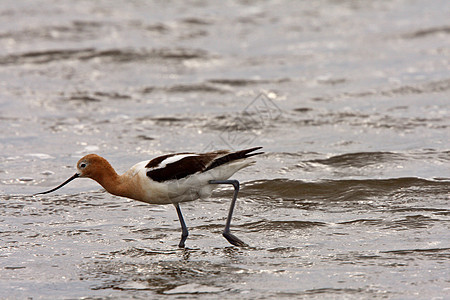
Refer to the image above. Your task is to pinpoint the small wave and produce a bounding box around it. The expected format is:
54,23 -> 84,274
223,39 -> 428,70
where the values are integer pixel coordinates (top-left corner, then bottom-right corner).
207,78 -> 289,87
342,79 -> 450,98
402,26 -> 450,39
0,48 -> 95,65
338,219 -> 383,226
110,247 -> 178,257
59,91 -> 131,104
0,47 -> 212,65
241,220 -> 326,232
141,78 -> 288,94
381,79 -> 450,96
288,106 -> 448,130
307,79 -> 450,109
381,247 -> 450,256
148,116 -> 191,125
180,17 -> 214,26
0,21 -> 105,43
162,83 -> 229,94
240,177 -> 449,203
384,215 -> 441,230
287,150 -> 450,179
306,152 -> 405,168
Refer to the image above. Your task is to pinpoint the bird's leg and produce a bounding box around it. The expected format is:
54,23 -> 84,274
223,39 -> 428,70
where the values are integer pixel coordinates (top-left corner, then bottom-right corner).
209,180 -> 248,247
174,203 -> 189,248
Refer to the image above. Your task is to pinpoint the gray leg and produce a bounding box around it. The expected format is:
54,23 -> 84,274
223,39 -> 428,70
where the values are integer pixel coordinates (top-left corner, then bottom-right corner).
209,180 -> 248,247
174,203 -> 189,248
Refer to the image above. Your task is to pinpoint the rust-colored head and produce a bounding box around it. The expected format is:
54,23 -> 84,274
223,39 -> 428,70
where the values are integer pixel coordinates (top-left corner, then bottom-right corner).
76,154 -> 114,180
35,154 -> 118,195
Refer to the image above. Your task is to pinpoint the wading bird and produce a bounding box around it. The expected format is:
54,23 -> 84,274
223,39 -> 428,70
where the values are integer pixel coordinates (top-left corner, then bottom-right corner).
35,147 -> 263,247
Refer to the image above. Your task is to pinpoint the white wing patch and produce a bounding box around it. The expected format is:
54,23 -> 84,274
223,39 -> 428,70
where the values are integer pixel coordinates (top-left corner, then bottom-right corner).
151,154 -> 199,170
127,160 -> 150,177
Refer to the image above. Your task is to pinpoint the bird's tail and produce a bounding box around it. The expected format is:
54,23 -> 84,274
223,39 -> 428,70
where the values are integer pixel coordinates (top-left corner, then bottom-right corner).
204,147 -> 263,172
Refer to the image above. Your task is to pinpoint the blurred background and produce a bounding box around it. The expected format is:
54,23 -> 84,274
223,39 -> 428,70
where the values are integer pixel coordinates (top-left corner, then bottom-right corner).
0,0 -> 449,298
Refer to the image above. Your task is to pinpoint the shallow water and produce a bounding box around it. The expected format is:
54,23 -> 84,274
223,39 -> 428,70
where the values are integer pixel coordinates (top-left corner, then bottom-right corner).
1,0 -> 449,298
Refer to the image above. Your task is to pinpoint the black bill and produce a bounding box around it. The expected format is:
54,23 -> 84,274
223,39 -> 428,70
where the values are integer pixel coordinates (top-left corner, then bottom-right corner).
34,173 -> 80,195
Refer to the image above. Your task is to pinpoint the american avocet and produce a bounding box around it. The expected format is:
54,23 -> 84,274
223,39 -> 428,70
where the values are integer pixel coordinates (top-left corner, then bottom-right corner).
35,147 -> 263,247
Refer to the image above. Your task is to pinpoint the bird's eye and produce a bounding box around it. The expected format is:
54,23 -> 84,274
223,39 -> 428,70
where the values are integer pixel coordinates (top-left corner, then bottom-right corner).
79,162 -> 87,169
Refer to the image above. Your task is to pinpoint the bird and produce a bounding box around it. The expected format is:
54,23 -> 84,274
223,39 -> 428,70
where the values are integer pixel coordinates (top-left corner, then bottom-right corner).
35,147 -> 263,248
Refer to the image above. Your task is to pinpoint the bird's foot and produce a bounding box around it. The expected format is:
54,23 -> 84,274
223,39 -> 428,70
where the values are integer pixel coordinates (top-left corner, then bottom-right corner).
223,232 -> 248,247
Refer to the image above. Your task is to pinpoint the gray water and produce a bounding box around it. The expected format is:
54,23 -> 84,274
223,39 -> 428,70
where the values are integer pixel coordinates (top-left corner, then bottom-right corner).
1,0 -> 449,299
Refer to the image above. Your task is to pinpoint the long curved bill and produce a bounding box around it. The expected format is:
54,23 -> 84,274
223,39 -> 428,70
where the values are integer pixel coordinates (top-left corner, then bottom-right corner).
34,173 -> 80,195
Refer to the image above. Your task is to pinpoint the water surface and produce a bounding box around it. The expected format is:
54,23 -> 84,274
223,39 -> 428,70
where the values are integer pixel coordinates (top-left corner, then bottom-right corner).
0,0 -> 449,298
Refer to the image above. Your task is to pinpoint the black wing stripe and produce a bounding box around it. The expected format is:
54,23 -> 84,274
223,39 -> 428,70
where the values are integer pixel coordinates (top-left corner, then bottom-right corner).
147,155 -> 212,182
146,147 -> 263,183
204,147 -> 263,172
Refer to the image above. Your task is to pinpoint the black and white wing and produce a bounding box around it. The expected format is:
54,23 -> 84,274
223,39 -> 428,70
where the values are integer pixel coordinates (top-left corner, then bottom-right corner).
146,147 -> 263,182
